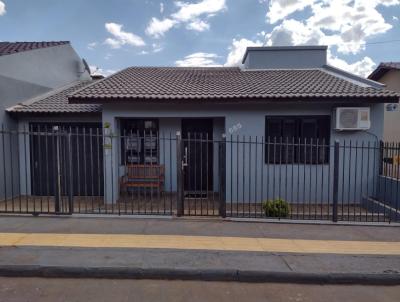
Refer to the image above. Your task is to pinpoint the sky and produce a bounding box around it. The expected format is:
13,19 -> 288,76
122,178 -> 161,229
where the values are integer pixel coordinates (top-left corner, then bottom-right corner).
0,0 -> 399,77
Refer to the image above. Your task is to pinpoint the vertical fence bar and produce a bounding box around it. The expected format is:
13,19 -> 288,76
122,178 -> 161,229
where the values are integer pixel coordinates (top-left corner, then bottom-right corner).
396,143 -> 400,221
176,131 -> 184,216
255,136 -> 258,218
23,125 -> 29,213
1,125 -> 7,212
219,134 -> 226,218
67,132 -> 73,214
54,128 -> 61,214
332,140 -> 340,222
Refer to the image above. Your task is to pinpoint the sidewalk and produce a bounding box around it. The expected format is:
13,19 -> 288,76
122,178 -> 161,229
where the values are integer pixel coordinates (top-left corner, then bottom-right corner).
0,216 -> 399,284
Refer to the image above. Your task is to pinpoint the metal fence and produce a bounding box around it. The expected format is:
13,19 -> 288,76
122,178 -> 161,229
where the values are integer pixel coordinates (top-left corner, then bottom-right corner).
0,127 -> 398,223
224,137 -> 399,222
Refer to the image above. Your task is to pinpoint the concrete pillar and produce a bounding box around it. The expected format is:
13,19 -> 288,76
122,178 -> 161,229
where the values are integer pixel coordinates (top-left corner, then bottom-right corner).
103,116 -> 119,204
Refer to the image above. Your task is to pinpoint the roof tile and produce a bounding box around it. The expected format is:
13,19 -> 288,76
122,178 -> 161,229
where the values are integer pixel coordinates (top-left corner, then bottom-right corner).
69,67 -> 399,103
8,81 -> 101,114
0,41 -> 70,56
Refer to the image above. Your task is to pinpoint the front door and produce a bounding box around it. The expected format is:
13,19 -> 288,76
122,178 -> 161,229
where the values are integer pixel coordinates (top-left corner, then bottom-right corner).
181,119 -> 213,197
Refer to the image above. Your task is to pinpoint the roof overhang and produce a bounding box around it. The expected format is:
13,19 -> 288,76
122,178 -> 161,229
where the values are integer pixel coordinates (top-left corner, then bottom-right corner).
368,63 -> 400,81
68,95 -> 399,105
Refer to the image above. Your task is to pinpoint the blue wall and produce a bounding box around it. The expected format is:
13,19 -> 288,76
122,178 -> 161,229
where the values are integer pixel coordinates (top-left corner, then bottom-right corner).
101,102 -> 384,204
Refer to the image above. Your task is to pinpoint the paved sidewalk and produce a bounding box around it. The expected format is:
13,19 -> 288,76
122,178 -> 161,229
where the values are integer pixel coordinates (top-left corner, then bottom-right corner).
0,216 -> 399,283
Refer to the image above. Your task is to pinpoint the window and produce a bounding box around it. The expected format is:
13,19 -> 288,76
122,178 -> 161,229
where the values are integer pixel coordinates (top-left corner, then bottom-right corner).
265,116 -> 330,164
120,119 -> 159,165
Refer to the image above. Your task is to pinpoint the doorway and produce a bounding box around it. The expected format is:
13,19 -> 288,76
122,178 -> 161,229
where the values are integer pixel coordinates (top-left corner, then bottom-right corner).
181,119 -> 213,197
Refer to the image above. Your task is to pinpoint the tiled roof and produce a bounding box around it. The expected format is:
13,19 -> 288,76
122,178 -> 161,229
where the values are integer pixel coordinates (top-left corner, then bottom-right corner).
0,41 -> 70,56
7,81 -> 101,114
368,62 -> 400,81
69,67 -> 399,103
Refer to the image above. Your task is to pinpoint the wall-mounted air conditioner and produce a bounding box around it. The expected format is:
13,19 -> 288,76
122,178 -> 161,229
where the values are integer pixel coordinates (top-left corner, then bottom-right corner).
335,107 -> 371,131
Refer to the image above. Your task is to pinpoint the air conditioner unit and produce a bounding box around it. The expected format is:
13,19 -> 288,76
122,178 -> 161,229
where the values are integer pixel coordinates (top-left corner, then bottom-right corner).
335,107 -> 371,131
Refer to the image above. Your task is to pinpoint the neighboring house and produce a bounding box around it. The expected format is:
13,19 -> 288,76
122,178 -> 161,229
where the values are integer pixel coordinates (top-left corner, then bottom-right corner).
0,41 -> 91,128
0,41 -> 92,199
368,62 -> 400,142
4,46 -> 400,216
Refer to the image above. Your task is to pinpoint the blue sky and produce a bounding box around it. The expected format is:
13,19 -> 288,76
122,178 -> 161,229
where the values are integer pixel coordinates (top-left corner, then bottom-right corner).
0,0 -> 399,77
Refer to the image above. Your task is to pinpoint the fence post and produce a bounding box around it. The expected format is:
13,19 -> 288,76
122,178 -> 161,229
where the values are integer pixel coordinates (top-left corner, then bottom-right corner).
54,126 -> 61,214
219,134 -> 226,218
176,131 -> 184,216
67,132 -> 74,215
332,140 -> 340,222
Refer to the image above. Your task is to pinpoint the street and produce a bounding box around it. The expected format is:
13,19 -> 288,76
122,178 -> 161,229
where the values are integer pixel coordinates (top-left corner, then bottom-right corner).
0,278 -> 399,302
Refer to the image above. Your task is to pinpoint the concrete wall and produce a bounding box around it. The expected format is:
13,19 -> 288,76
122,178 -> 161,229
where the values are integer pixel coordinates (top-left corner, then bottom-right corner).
378,70 -> 400,141
243,46 -> 327,69
0,44 -> 91,129
377,176 -> 400,210
101,102 -> 383,204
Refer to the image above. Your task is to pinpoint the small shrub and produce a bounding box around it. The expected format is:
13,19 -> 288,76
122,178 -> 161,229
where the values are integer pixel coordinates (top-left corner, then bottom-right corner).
262,199 -> 290,218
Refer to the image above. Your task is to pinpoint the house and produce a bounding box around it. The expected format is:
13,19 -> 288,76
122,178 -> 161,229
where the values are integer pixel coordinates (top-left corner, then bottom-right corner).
4,45 -> 400,219
0,41 -> 92,202
0,41 -> 91,128
368,62 -> 400,142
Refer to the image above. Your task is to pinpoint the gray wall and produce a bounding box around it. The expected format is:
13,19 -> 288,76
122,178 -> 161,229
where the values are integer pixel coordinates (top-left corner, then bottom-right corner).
243,46 -> 327,69
376,69 -> 400,141
101,102 -> 383,204
0,44 -> 91,129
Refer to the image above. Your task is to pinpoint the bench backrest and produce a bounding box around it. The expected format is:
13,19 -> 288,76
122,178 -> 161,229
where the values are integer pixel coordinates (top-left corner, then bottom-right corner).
126,165 -> 165,179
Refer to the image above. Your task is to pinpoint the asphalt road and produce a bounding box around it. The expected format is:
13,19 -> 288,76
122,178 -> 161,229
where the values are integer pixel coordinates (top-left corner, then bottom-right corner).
0,278 -> 399,302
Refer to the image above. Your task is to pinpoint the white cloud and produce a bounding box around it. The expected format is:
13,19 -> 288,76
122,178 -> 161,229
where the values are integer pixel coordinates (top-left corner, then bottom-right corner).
0,1 -> 5,16
160,2 -> 164,14
145,18 -> 177,38
175,52 -> 221,67
327,51 -> 376,77
264,0 -> 399,55
146,0 -> 226,37
267,0 -> 316,24
89,65 -> 117,77
225,38 -> 263,66
265,19 -> 325,46
104,23 -> 146,49
186,19 -> 210,31
171,0 -> 226,22
393,16 -> 399,21
87,42 -> 97,50
152,43 -> 164,53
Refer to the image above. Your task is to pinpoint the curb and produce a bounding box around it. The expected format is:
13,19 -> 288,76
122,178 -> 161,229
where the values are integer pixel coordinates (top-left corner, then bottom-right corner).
0,265 -> 399,285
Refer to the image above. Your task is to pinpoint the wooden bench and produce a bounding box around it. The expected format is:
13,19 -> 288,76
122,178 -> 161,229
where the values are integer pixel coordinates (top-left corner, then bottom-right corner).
120,164 -> 165,192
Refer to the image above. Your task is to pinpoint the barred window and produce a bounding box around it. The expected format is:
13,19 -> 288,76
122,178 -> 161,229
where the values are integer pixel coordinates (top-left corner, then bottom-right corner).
265,116 -> 331,164
120,119 -> 159,165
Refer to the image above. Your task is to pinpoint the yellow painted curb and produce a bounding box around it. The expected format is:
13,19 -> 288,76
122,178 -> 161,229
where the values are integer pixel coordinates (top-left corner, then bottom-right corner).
0,233 -> 399,255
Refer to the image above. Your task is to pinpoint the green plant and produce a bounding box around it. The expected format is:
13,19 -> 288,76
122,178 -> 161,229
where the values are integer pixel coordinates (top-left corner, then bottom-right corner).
262,199 -> 290,218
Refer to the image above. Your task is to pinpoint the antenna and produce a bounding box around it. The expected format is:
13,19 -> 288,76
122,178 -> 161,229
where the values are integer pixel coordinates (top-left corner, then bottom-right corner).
82,58 -> 91,74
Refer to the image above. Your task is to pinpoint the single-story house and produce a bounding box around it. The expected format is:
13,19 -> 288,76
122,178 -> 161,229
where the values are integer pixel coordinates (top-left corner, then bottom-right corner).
368,62 -> 400,142
5,46 -> 400,218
